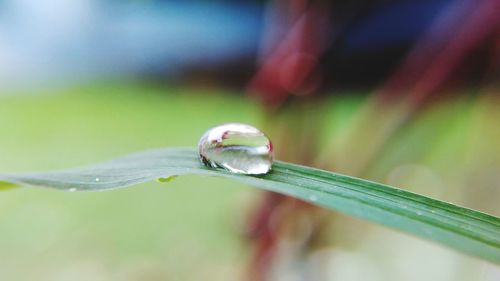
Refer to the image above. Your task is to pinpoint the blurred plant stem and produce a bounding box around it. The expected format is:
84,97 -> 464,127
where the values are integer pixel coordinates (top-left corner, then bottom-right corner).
245,98 -> 331,280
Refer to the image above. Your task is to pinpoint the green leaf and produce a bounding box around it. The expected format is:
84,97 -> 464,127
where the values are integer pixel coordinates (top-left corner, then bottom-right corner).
0,148 -> 499,263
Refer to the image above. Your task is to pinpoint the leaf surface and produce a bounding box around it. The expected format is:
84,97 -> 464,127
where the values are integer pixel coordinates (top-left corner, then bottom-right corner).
1,148 -> 498,263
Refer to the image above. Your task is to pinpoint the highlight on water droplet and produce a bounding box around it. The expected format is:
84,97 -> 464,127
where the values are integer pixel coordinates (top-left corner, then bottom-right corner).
198,123 -> 273,175
157,175 -> 178,183
95,177 -> 100,182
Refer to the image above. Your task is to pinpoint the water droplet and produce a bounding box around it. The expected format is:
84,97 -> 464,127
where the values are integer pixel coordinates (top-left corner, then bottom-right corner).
157,175 -> 177,183
309,195 -> 318,202
68,188 -> 77,192
198,123 -> 273,175
95,177 -> 100,182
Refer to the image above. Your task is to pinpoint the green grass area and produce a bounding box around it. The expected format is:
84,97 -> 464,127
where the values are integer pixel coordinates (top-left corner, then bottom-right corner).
0,82 -> 262,280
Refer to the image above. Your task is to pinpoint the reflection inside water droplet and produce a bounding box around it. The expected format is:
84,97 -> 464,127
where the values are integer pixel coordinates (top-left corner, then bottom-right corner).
198,123 -> 273,175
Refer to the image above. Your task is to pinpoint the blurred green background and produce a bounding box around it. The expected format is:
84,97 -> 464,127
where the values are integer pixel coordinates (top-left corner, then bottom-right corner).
1,0 -> 499,280
1,82 -> 498,280
0,83 -> 262,280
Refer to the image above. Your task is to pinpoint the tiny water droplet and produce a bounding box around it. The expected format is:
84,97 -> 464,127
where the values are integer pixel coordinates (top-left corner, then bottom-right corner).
157,175 -> 177,183
95,177 -> 100,182
68,188 -> 77,192
309,195 -> 318,202
198,123 -> 273,175
417,211 -> 423,216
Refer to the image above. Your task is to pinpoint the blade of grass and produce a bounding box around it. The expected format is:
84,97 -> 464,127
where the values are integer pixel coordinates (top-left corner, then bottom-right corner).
0,147 -> 498,263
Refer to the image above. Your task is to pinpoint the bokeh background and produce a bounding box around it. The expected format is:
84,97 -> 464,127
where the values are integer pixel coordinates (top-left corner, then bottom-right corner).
0,0 -> 499,280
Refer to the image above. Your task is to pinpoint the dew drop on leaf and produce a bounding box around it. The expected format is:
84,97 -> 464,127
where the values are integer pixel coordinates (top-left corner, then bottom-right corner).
157,175 -> 178,183
198,123 -> 273,175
